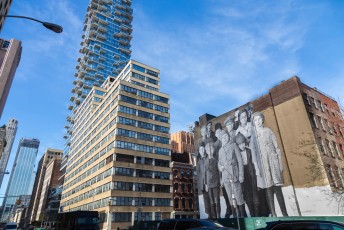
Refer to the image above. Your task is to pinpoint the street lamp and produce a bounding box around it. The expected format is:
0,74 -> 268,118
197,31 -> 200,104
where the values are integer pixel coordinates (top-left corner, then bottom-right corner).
0,171 -> 9,175
0,15 -> 63,33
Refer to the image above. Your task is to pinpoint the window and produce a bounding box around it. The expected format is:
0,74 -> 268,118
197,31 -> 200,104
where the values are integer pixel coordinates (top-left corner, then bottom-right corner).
114,182 -> 133,191
132,64 -> 145,73
116,153 -> 134,163
303,93 -> 310,105
309,112 -> 317,128
155,184 -> 170,193
318,100 -> 324,112
318,138 -> 326,155
115,167 -> 134,177
327,165 -> 337,187
155,159 -> 169,167
310,97 -> 317,109
333,141 -> 340,158
136,169 -> 153,178
113,212 -> 132,222
317,116 -> 325,130
326,139 -> 335,157
337,167 -> 344,188
146,69 -> 159,77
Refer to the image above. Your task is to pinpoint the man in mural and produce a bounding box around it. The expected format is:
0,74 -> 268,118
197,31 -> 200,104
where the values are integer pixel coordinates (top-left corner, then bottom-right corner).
214,123 -> 232,218
206,121 -> 216,142
205,141 -> 221,219
218,131 -> 245,217
197,141 -> 211,218
251,112 -> 288,217
236,132 -> 264,217
224,115 -> 236,143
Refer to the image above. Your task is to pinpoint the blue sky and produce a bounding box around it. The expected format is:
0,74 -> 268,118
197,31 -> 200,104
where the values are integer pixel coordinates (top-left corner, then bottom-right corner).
0,0 -> 344,195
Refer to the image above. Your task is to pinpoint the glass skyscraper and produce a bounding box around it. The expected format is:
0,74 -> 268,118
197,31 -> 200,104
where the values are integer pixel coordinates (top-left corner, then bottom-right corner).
0,119 -> 18,187
1,138 -> 39,221
63,0 -> 133,174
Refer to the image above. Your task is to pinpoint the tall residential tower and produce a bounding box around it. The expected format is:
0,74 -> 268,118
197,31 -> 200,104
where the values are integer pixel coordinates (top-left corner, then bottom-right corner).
61,60 -> 173,229
1,138 -> 39,221
63,0 -> 133,190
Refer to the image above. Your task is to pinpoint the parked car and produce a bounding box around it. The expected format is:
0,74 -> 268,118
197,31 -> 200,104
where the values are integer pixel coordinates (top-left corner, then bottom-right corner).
4,222 -> 17,230
157,219 -> 236,230
258,220 -> 344,230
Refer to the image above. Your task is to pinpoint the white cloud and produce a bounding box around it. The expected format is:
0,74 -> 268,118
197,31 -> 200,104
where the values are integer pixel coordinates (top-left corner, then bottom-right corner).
132,0 -> 321,131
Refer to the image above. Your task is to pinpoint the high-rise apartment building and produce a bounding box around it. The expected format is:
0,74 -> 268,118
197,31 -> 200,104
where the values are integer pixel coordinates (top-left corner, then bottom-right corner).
1,138 -> 39,221
0,119 -> 18,187
194,76 -> 344,218
62,0 -> 133,193
0,0 -> 13,32
0,39 -> 22,118
61,60 -> 172,229
171,131 -> 195,154
27,148 -> 62,224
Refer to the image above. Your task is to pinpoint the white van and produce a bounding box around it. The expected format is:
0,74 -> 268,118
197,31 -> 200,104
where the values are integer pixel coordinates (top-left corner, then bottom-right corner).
4,222 -> 17,230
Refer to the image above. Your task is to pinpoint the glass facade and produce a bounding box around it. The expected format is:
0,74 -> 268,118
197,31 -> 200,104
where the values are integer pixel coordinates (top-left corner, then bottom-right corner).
63,0 -> 133,172
1,138 -> 39,221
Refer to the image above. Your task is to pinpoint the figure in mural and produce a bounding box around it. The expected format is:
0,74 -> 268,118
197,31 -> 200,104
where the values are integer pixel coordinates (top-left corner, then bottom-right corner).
224,115 -> 236,143
235,132 -> 267,217
251,112 -> 288,217
214,123 -> 232,218
205,142 -> 221,219
218,131 -> 245,217
196,141 -> 211,218
235,109 -> 253,143
206,121 -> 216,142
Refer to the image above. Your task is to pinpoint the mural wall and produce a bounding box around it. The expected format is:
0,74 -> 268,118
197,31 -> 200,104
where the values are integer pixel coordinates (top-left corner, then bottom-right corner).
195,104 -> 299,218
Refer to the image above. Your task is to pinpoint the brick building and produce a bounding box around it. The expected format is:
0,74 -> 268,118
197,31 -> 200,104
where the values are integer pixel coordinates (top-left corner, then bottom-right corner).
194,76 -> 344,218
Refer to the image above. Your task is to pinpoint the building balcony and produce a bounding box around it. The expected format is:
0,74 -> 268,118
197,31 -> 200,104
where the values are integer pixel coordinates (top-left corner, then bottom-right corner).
119,47 -> 131,55
114,16 -> 122,23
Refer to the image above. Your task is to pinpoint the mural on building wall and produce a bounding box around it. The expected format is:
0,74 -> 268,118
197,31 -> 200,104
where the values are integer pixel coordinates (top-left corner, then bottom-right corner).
196,104 -> 291,218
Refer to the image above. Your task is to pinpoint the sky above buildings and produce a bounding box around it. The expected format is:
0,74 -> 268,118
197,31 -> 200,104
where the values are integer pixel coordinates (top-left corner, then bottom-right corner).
0,0 -> 343,194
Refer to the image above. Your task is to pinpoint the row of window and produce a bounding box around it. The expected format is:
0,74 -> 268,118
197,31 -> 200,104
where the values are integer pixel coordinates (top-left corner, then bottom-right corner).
115,140 -> 170,155
115,167 -> 170,180
121,85 -> 168,104
318,137 -> 344,159
132,64 -> 159,78
113,181 -> 171,193
116,128 -> 169,144
132,72 -> 159,85
131,80 -> 159,91
118,116 -> 169,133
304,93 -> 343,120
173,183 -> 193,193
119,105 -> 169,123
120,94 -> 168,113
309,112 -> 344,138
116,153 -> 170,167
174,197 -> 194,210
326,164 -> 344,189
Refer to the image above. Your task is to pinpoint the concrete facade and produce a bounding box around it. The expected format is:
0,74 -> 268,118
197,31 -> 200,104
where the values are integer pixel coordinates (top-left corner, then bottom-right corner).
61,60 -> 172,229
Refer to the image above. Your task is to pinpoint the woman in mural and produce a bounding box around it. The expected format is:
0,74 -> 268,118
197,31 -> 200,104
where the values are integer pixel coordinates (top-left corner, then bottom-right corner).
235,109 -> 253,143
218,131 -> 245,217
214,123 -> 232,218
205,141 -> 221,219
196,141 -> 211,218
251,112 -> 288,217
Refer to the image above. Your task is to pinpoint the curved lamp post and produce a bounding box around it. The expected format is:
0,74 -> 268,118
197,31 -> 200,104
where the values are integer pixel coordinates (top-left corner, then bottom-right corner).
0,15 -> 63,33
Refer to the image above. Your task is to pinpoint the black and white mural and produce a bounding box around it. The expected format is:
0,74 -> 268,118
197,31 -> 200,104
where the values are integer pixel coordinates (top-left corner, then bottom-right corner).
196,105 -> 291,218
